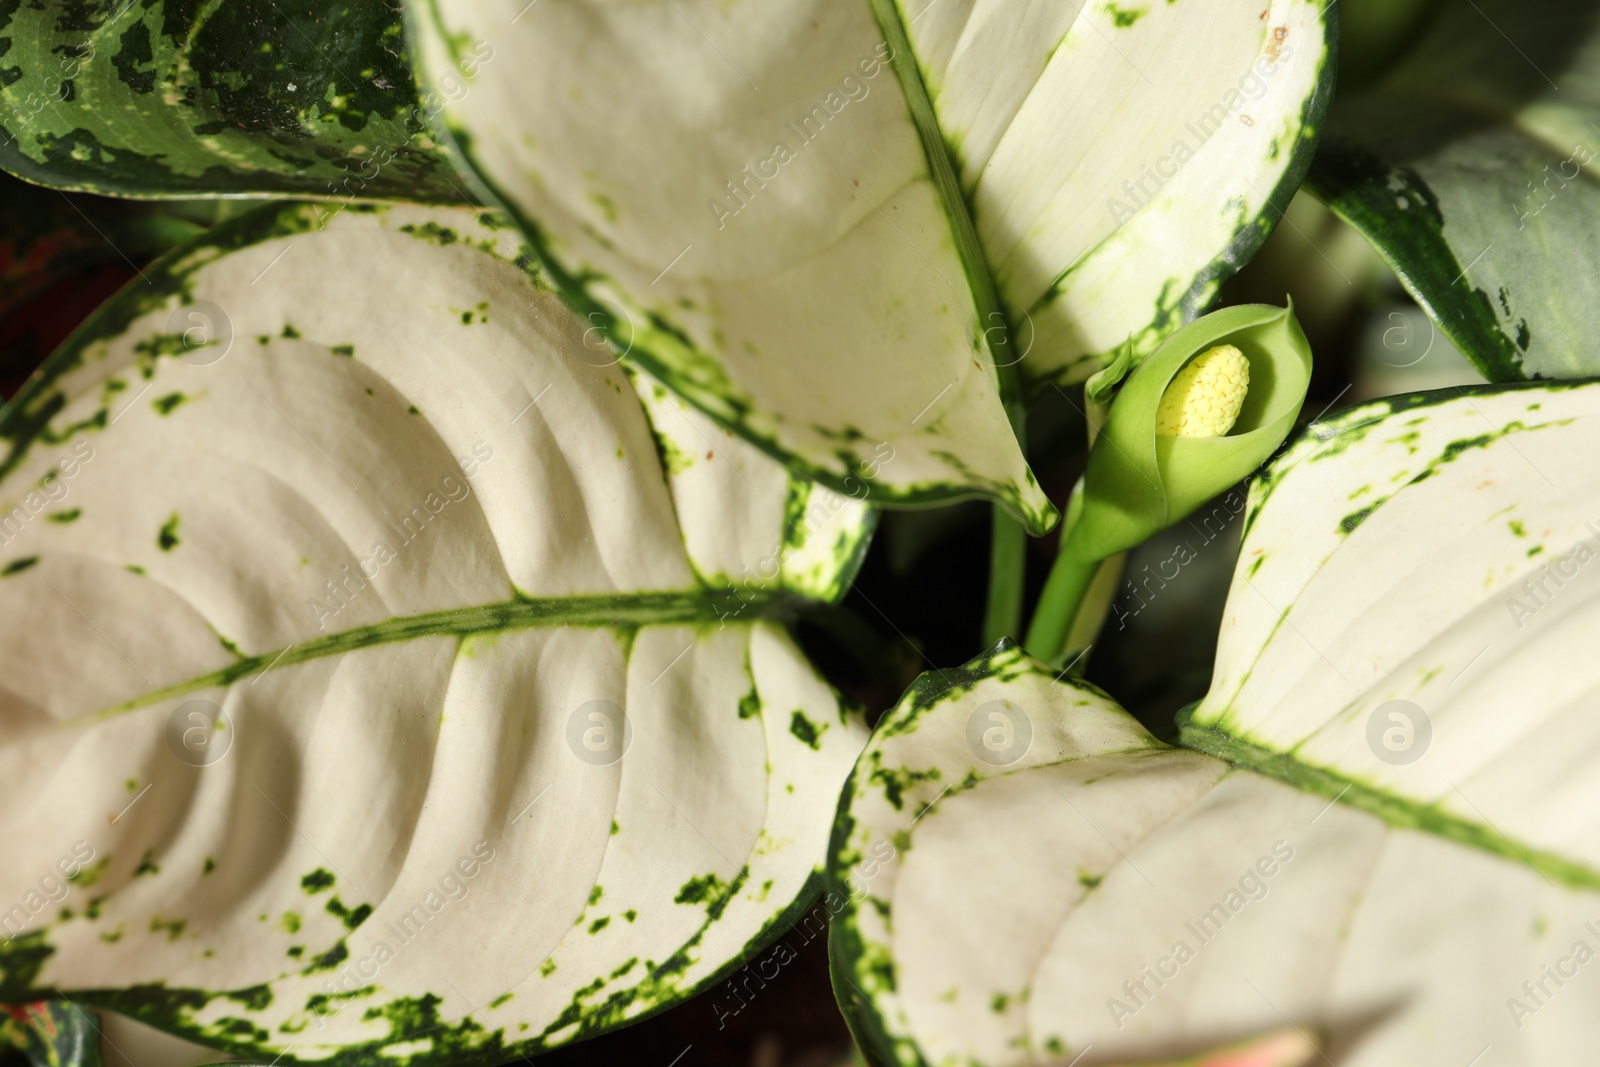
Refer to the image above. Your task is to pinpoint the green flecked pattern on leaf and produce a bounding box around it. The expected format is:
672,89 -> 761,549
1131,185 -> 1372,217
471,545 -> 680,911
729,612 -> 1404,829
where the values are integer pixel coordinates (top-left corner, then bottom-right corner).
404,0 -> 1059,533
830,647 -> 1600,1062
889,0 -> 1335,393
0,203 -> 869,1064
831,379 -> 1600,1065
1193,377 -> 1600,871
828,645 -> 1198,1067
1306,1 -> 1600,382
631,379 -> 875,606
825,379 -> 1600,1062
0,0 -> 467,200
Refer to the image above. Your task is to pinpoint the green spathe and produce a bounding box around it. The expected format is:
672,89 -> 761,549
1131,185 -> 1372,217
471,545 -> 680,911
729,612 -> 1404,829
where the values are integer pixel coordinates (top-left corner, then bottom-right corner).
1075,302 -> 1313,561
1023,303 -> 1311,663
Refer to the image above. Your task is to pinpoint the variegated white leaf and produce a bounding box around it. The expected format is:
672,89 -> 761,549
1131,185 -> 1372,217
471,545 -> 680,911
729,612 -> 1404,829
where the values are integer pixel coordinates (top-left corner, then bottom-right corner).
831,381 -> 1600,1066
404,0 -> 1334,528
897,0 -> 1332,386
0,202 -> 869,1064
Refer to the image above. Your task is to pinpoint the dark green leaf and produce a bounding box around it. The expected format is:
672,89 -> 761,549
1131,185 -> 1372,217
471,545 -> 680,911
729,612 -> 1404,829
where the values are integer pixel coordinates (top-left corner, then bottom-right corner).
0,0 -> 468,200
1307,1 -> 1600,381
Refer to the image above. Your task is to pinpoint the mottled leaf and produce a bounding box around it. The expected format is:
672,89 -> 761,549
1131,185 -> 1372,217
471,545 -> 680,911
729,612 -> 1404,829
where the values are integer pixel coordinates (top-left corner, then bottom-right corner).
0,0 -> 468,200
0,202 -> 870,1063
894,0 -> 1334,388
830,379 -> 1600,1065
406,0 -> 1053,530
402,0 -> 1332,530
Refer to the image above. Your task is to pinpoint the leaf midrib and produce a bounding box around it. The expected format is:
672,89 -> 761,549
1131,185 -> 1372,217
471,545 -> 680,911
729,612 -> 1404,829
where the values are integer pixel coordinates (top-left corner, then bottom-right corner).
1180,721 -> 1600,892
88,587 -> 785,723
869,0 -> 1022,405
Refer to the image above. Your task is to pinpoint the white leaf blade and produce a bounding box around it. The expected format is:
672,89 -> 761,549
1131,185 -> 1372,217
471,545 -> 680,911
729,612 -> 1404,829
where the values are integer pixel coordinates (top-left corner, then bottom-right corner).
406,0 -> 1055,531
831,380 -> 1600,1065
0,203 -> 868,1063
830,646 -> 1600,1066
633,379 -> 875,605
896,0 -> 1334,387
1192,381 -> 1600,884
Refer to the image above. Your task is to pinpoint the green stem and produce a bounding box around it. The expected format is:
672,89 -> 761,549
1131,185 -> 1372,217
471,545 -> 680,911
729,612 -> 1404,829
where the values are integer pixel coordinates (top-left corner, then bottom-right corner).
1062,552 -> 1126,658
982,400 -> 1028,646
1023,525 -> 1099,663
982,504 -> 1026,646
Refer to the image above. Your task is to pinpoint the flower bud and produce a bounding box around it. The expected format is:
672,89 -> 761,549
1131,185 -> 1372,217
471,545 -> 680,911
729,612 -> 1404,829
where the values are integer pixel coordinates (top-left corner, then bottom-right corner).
1069,303 -> 1312,561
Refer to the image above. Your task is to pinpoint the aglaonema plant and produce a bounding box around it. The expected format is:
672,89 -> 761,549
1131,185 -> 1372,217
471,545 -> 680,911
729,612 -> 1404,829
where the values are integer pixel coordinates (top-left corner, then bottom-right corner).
6,0 -> 1600,1065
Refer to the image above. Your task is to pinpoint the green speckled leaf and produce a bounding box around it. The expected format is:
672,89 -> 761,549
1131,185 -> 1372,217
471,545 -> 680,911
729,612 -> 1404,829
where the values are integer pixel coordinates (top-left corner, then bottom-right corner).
895,0 -> 1334,391
830,380 -> 1600,1065
403,0 -> 1333,526
0,202 -> 870,1064
406,0 -> 1060,533
1307,1 -> 1600,382
0,0 -> 468,200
